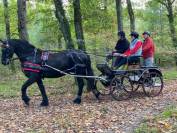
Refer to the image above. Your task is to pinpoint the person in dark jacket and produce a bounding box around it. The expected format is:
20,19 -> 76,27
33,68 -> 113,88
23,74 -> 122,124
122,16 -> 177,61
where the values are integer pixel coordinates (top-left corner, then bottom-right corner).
113,31 -> 130,67
115,31 -> 130,53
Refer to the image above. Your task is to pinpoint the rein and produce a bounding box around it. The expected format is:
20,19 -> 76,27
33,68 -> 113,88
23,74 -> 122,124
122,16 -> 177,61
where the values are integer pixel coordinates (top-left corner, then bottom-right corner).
40,49 -> 108,57
10,48 -> 41,62
10,49 -> 107,62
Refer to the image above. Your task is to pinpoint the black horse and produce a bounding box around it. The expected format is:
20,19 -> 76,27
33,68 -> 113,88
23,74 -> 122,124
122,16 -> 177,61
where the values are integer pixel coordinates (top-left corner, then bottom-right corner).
0,39 -> 100,106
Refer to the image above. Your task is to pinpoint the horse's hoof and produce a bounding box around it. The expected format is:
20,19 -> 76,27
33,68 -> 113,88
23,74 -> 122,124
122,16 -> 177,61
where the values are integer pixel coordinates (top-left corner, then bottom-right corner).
22,97 -> 30,106
23,101 -> 30,106
40,101 -> 49,106
95,92 -> 101,100
73,98 -> 81,104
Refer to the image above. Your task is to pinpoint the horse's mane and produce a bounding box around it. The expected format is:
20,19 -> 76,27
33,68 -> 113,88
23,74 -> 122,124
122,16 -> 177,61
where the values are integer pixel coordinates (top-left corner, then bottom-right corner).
8,39 -> 35,50
8,39 -> 35,48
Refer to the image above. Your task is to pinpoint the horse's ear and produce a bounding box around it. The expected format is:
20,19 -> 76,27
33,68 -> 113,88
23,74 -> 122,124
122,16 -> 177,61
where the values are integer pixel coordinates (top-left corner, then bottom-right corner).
0,39 -> 4,47
0,39 -> 9,48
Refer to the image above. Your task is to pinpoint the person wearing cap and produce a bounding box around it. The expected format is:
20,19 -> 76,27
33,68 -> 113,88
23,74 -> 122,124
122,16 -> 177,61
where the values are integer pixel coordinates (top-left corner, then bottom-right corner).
142,31 -> 155,67
115,31 -> 142,68
112,31 -> 130,67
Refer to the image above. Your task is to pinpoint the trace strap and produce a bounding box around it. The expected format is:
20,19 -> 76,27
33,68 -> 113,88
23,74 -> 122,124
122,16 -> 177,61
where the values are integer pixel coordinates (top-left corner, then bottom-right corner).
44,63 -> 107,81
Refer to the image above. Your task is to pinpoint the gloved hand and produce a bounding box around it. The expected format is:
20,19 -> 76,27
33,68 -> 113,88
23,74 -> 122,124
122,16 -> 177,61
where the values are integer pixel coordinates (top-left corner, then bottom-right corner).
106,53 -> 112,61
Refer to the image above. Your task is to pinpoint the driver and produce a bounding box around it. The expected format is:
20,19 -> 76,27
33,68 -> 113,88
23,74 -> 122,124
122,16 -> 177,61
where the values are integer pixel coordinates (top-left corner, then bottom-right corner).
112,31 -> 130,67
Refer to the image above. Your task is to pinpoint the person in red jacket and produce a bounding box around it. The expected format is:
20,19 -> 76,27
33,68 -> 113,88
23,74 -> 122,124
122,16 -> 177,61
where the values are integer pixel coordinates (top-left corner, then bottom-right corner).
142,31 -> 155,67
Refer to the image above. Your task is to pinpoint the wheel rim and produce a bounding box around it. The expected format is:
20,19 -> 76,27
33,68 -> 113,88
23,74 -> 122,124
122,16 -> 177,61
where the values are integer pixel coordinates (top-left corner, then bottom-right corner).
142,72 -> 163,97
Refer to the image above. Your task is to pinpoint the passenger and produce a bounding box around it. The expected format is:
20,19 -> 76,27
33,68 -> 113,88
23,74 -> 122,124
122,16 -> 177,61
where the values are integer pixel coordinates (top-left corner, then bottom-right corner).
142,31 -> 155,67
114,31 -> 142,68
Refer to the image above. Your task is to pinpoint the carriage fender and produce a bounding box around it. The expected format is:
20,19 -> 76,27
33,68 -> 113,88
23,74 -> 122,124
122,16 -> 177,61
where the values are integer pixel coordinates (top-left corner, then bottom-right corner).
142,68 -> 163,77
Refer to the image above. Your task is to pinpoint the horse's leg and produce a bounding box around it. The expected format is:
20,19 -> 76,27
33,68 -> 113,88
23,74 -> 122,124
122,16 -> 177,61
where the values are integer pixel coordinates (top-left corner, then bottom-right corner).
73,77 -> 84,104
37,79 -> 49,106
21,74 -> 39,105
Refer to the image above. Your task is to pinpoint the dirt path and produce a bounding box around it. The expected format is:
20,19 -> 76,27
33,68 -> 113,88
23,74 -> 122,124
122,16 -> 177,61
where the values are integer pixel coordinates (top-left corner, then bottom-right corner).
0,80 -> 177,133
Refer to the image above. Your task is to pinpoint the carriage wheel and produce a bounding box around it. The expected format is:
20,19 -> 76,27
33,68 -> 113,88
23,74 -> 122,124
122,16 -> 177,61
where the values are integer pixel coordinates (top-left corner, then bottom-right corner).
110,75 -> 132,101
142,72 -> 163,97
95,74 -> 111,95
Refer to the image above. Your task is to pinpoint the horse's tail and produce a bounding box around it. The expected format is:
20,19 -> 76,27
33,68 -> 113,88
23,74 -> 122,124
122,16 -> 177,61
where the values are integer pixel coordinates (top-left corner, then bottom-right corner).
85,55 -> 96,90
85,56 -> 100,98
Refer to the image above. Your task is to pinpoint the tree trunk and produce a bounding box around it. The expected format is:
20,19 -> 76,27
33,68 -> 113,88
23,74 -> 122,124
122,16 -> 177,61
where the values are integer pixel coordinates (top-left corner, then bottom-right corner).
53,0 -> 74,49
126,0 -> 135,32
3,0 -> 10,39
157,0 -> 177,47
17,0 -> 29,41
166,0 -> 177,47
57,34 -> 62,49
115,0 -> 123,31
73,0 -> 85,51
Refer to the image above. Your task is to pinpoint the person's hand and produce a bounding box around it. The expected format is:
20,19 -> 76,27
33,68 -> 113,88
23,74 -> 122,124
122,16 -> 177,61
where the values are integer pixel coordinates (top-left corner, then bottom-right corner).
113,53 -> 127,57
106,53 -> 112,61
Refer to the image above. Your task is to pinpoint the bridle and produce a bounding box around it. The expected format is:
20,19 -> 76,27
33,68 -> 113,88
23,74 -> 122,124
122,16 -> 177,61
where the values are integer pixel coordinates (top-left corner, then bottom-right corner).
0,40 -> 39,64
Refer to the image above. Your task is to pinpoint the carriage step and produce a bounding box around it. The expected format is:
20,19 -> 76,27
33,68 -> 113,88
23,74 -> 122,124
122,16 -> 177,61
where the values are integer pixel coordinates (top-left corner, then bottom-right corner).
153,83 -> 162,87
129,76 -> 140,81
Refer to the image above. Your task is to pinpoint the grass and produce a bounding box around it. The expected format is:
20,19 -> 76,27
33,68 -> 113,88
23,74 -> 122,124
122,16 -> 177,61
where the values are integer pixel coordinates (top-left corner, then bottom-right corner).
0,71 -> 77,99
0,65 -> 177,99
134,106 -> 177,133
163,68 -> 177,80
0,58 -> 177,98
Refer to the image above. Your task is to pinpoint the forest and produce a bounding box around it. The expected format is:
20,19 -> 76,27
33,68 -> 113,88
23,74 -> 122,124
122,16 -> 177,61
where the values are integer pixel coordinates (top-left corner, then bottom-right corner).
0,0 -> 177,132
0,0 -> 177,62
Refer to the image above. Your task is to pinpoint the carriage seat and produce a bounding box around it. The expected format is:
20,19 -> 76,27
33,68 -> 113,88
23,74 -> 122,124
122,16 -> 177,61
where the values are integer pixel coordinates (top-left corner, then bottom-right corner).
128,56 -> 141,65
127,56 -> 141,69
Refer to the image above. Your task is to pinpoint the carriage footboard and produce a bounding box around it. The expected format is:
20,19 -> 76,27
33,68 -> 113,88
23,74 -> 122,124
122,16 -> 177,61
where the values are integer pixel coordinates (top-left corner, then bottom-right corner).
96,64 -> 113,76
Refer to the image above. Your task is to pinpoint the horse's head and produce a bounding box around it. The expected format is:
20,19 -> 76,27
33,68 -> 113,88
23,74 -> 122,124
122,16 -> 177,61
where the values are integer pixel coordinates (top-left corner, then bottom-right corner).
0,40 -> 14,65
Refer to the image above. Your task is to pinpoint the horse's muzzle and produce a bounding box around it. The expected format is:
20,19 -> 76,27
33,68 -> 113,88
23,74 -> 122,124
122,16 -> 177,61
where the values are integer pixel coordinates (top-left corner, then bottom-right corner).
2,59 -> 10,65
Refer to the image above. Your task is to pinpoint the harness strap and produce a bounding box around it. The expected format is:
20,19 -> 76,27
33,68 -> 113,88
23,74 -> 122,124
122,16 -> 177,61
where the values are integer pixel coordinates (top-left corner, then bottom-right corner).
22,61 -> 41,73
44,63 -> 107,81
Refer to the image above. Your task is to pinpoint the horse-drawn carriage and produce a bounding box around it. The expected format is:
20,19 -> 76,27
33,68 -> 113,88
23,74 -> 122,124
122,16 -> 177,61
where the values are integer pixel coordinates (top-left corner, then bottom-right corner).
0,39 -> 164,106
95,53 -> 163,101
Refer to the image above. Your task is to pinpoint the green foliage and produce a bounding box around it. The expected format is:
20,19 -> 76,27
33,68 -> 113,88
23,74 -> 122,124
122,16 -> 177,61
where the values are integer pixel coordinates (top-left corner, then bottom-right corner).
0,2 -> 5,38
27,1 -> 63,49
0,0 -> 18,39
0,0 -> 177,66
80,0 -> 115,33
